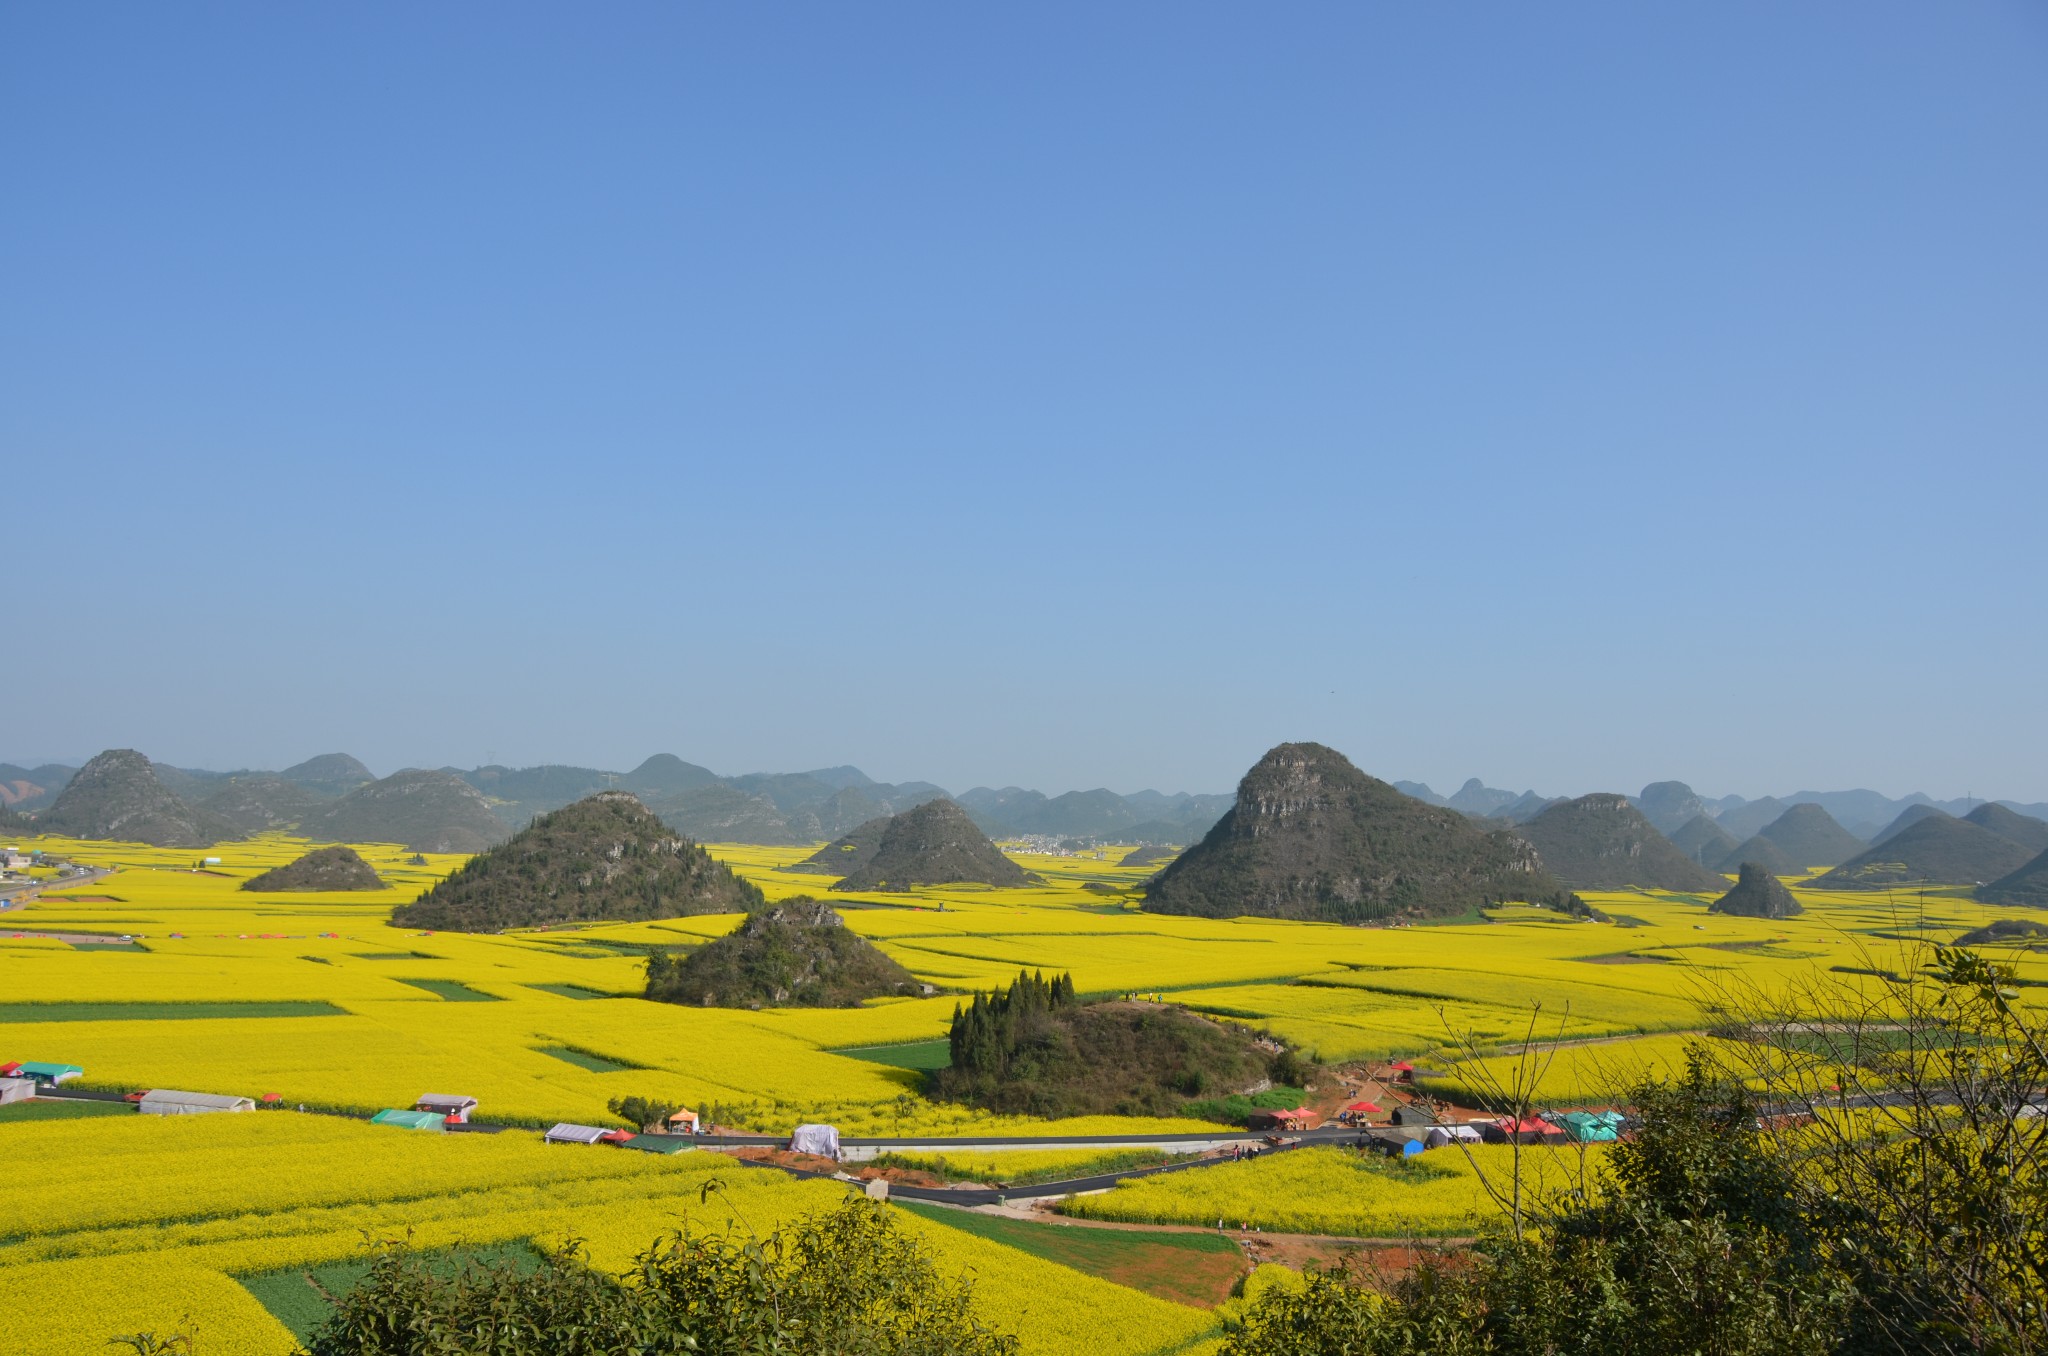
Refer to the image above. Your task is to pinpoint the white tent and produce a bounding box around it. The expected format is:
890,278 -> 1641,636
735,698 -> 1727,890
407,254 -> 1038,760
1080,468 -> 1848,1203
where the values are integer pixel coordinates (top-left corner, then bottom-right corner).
139,1089 -> 256,1116
790,1124 -> 841,1159
544,1123 -> 612,1145
1424,1124 -> 1483,1149
0,1077 -> 35,1106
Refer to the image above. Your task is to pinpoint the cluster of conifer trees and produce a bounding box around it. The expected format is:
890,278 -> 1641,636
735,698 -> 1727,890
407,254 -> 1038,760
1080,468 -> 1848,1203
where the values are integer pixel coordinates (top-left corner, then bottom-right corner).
945,969 -> 1078,1077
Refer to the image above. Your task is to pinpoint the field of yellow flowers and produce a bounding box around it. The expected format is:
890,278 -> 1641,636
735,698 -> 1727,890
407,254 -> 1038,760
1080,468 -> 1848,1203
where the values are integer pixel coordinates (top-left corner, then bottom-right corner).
5,828 -> 2043,1349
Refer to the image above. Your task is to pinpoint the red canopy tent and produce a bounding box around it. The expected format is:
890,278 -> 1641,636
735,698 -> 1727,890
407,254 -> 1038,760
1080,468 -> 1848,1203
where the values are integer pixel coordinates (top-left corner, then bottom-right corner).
1345,1100 -> 1383,1114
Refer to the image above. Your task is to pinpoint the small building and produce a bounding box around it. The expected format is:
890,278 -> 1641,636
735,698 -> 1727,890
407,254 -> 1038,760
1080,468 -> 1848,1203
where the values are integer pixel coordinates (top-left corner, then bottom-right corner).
415,1094 -> 478,1124
1424,1124 -> 1483,1149
1483,1116 -> 1565,1146
544,1123 -> 614,1145
15,1062 -> 83,1088
0,1077 -> 35,1106
139,1089 -> 256,1116
663,1108 -> 701,1135
1248,1107 -> 1319,1132
371,1108 -> 448,1131
790,1123 -> 841,1159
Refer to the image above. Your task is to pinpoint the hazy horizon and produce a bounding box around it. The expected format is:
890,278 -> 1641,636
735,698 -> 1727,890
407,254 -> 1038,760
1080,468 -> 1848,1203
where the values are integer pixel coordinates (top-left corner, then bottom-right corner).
10,5 -> 2045,803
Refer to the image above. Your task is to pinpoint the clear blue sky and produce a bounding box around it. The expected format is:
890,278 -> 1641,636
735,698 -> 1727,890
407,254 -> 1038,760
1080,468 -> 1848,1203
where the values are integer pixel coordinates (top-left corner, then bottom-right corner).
8,3 -> 2045,801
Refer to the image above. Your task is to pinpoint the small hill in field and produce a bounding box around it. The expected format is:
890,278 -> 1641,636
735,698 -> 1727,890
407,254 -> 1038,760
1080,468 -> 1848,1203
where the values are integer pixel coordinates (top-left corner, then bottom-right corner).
35,749 -> 242,847
1976,848 -> 2048,908
781,816 -> 891,877
1670,813 -> 1738,868
1872,803 -> 1949,846
279,754 -> 376,798
1746,803 -> 1864,870
831,799 -> 1033,892
1963,803 -> 2048,855
1712,834 -> 1802,877
300,769 -> 510,854
1515,794 -> 1726,892
1637,781 -> 1709,836
1955,918 -> 2048,947
1709,862 -> 1804,919
392,792 -> 761,932
1122,844 -> 1179,868
1144,742 -> 1573,923
642,899 -> 922,1009
199,776 -> 326,834
1807,815 -> 2035,891
242,845 -> 386,893
928,970 -> 1284,1119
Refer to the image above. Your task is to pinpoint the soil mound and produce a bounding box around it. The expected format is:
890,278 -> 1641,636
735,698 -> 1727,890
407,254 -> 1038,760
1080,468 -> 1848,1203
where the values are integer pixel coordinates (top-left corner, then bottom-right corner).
643,899 -> 922,1008
1515,794 -> 1726,892
1807,816 -> 2034,891
300,769 -> 510,854
1709,862 -> 1804,919
1143,742 -> 1572,923
392,792 -> 761,931
831,800 -> 1032,892
35,749 -> 242,847
242,845 -> 386,892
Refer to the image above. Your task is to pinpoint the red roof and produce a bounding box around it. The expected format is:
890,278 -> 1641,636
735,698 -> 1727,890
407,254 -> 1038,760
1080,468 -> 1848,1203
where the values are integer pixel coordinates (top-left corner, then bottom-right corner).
1390,1061 -> 1415,1072
0,1062 -> 21,1076
1498,1117 -> 1550,1134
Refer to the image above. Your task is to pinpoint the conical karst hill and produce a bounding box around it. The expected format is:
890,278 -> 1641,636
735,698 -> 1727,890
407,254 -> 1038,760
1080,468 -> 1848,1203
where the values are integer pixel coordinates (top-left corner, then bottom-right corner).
1963,803 -> 2048,855
643,899 -> 923,1008
1515,794 -> 1727,892
242,845 -> 386,892
830,799 -> 1033,892
1808,815 -> 2035,891
782,816 -> 891,877
1143,742 -> 1574,923
278,754 -> 375,798
1670,813 -> 1738,868
1709,862 -> 1805,919
1746,804 -> 1865,870
200,777 -> 326,834
1872,803 -> 1948,846
299,769 -> 510,854
393,791 -> 762,932
1712,834 -> 1802,877
35,749 -> 242,847
1979,847 -> 2048,907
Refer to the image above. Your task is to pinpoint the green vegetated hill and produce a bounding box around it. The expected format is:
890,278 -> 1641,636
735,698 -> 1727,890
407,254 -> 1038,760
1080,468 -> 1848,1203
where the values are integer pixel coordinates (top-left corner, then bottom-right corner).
1709,863 -> 1804,919
1514,794 -> 1726,892
1670,813 -> 1738,868
1712,796 -> 1789,842
642,899 -> 923,1009
392,792 -> 761,932
242,845 -> 386,892
1737,803 -> 1865,870
34,749 -> 243,847
1871,803 -> 1949,847
649,784 -> 810,845
1955,918 -> 2048,946
199,776 -> 327,834
1963,802 -> 2048,854
300,769 -> 511,854
1143,742 -> 1575,923
831,799 -> 1034,892
1977,848 -> 2048,908
1635,781 -> 1709,836
0,762 -> 76,812
1121,844 -> 1179,868
1807,815 -> 2036,891
278,753 -> 376,798
781,816 -> 891,877
929,971 -> 1285,1119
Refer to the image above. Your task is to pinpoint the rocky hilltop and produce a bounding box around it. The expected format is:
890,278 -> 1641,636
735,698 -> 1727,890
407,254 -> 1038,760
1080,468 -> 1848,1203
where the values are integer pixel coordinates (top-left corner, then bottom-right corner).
242,845 -> 386,892
1144,742 -> 1573,923
1709,862 -> 1804,919
831,799 -> 1033,892
300,769 -> 510,853
1515,794 -> 1727,892
393,791 -> 762,932
34,749 -> 242,847
643,899 -> 922,1008
1807,815 -> 2034,891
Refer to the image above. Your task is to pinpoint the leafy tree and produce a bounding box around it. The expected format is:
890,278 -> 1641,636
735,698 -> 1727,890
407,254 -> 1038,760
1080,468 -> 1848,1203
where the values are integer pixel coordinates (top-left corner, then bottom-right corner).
607,1095 -> 681,1132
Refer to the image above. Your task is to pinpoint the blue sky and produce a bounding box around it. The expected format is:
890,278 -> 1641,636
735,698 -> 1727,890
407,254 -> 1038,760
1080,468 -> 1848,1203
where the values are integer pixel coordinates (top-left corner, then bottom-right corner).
7,3 -> 2045,800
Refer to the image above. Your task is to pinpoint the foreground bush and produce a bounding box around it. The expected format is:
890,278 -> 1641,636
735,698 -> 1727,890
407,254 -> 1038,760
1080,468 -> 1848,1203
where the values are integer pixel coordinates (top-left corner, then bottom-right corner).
304,1192 -> 1019,1356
